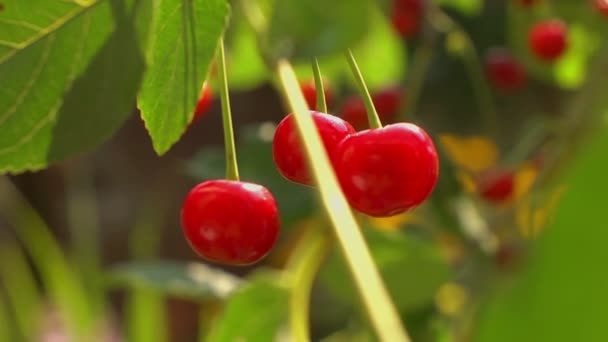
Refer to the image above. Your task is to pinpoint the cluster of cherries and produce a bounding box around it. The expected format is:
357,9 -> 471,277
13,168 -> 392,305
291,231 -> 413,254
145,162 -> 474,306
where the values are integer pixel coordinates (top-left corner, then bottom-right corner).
181,79 -> 439,265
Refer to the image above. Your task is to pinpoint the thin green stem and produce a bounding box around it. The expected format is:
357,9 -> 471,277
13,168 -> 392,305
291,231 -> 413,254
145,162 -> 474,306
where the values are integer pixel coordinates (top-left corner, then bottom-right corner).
286,223 -> 332,342
400,31 -> 439,121
345,50 -> 383,129
217,38 -> 240,181
276,60 -> 410,342
311,58 -> 327,113
428,8 -> 498,136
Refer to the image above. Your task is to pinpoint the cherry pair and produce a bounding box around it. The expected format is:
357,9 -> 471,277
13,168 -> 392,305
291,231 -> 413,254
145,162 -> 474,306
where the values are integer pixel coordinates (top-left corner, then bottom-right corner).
273,111 -> 439,217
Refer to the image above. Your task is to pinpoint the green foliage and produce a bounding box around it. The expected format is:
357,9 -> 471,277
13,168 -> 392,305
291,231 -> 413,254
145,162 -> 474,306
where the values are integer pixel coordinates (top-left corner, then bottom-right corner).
263,0 -> 372,61
473,123 -> 608,340
138,0 -> 230,154
0,0 -> 146,173
206,273 -> 289,342
321,228 -> 450,313
107,261 -> 241,300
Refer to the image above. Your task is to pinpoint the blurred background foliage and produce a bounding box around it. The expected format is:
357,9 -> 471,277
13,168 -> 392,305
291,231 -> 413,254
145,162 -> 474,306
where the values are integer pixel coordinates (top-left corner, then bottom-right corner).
1,0 -> 608,341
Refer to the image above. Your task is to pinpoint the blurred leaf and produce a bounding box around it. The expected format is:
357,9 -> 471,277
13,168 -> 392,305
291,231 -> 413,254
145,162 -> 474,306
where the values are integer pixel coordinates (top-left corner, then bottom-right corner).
321,228 -> 450,313
127,290 -> 167,342
474,125 -> 608,341
0,243 -> 42,341
553,23 -> 600,89
348,7 -> 407,90
0,0 -> 146,173
107,261 -> 241,300
0,297 -> 14,342
187,124 -> 315,227
0,178 -> 95,339
225,11 -> 269,90
263,0 -> 372,60
206,274 -> 289,342
435,0 -> 483,16
138,0 -> 230,155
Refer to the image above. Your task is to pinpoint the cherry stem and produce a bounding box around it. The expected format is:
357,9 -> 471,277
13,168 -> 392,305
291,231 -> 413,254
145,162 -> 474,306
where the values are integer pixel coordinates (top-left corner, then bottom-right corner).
217,38 -> 240,181
345,49 -> 383,129
311,58 -> 327,113
276,60 -> 409,342
286,222 -> 331,342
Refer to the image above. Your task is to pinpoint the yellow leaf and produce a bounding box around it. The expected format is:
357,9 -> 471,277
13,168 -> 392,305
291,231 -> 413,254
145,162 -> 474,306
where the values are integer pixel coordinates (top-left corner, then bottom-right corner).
516,186 -> 566,238
439,135 -> 498,173
369,212 -> 418,231
513,162 -> 538,200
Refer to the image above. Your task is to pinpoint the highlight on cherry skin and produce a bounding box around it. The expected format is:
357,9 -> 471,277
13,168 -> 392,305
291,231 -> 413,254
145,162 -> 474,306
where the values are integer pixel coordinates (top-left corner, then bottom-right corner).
272,111 -> 356,186
335,123 -> 439,217
180,179 -> 280,266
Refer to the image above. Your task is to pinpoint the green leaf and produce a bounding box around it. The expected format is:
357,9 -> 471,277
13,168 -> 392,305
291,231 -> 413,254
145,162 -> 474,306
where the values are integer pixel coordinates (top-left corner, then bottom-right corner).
207,274 -> 289,342
107,261 -> 241,300
473,124 -> 608,341
0,242 -> 42,341
137,0 -> 230,155
225,11 -> 269,91
263,0 -> 372,60
321,229 -> 450,313
0,0 -> 147,173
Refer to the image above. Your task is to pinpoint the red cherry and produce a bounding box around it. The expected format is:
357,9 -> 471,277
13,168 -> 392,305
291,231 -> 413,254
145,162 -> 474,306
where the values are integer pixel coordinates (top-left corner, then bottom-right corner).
340,87 -> 403,131
478,169 -> 515,204
529,20 -> 568,62
193,82 -> 213,122
181,180 -> 280,265
300,80 -> 334,110
272,111 -> 355,185
340,97 -> 369,131
596,0 -> 608,16
372,87 -> 403,120
485,48 -> 527,92
335,123 -> 439,217
391,0 -> 424,38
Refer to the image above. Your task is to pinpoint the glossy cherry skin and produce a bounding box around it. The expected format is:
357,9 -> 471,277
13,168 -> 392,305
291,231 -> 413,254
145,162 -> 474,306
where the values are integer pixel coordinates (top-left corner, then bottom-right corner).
529,20 -> 568,62
485,48 -> 527,92
300,80 -> 334,111
478,169 -> 514,204
273,111 -> 356,185
391,0 -> 424,38
335,123 -> 439,217
193,82 -> 213,122
340,87 -> 403,130
596,0 -> 608,16
181,180 -> 280,265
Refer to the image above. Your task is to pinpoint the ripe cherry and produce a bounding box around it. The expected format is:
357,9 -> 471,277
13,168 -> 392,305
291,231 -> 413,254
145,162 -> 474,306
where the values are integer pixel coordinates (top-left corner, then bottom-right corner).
300,80 -> 334,110
529,20 -> 568,62
273,111 -> 355,186
181,180 -> 280,265
478,169 -> 514,204
391,0 -> 424,38
335,123 -> 439,217
596,0 -> 608,16
193,82 -> 213,122
485,48 -> 527,92
340,87 -> 403,130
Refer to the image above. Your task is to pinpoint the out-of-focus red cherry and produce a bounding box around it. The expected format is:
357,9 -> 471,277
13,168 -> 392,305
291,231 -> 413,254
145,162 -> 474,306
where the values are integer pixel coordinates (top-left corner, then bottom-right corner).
478,169 -> 515,204
529,20 -> 568,62
300,79 -> 334,110
485,48 -> 527,92
193,82 -> 213,122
